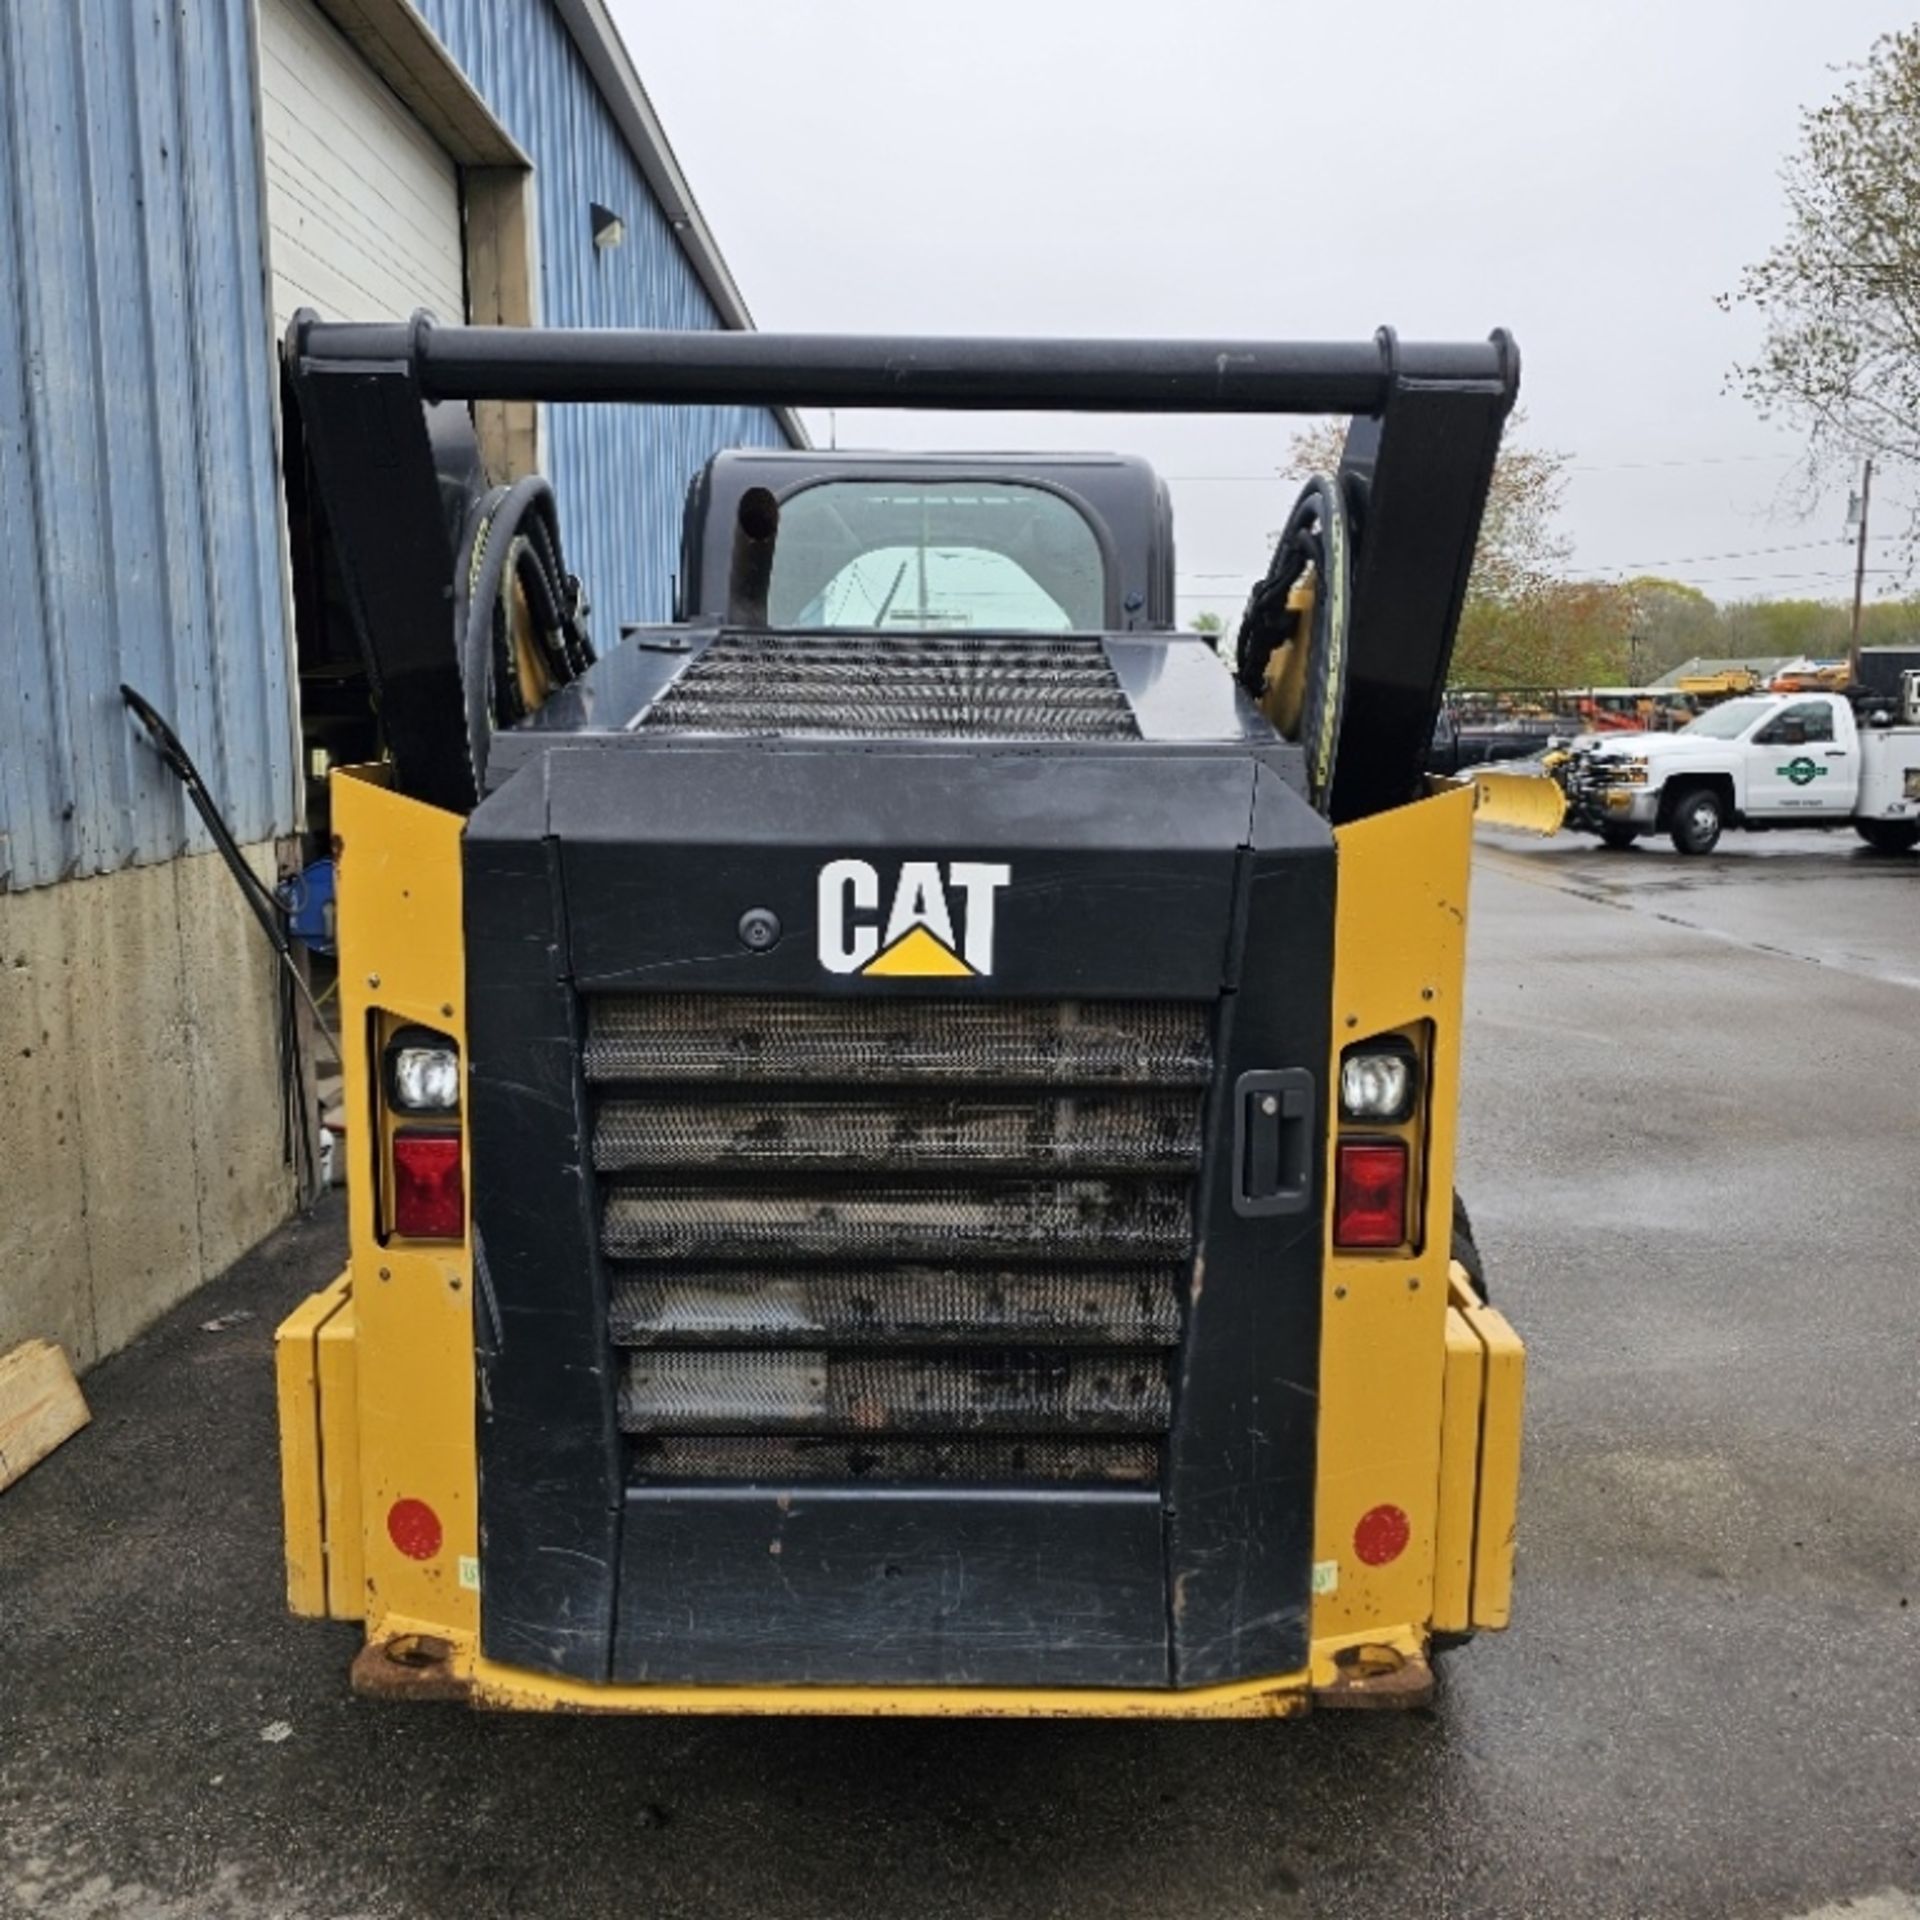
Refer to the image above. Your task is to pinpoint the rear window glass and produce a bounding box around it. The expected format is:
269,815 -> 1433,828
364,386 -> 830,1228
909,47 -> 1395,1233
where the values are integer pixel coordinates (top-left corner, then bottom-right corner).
767,481 -> 1106,632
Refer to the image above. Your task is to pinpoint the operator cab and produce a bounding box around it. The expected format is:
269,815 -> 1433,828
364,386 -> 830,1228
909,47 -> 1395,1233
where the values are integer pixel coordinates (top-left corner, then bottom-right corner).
677,450 -> 1177,632
488,447 -> 1239,795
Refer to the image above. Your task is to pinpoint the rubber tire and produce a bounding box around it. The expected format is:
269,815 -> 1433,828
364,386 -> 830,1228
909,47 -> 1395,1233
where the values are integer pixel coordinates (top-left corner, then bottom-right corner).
1435,1193 -> 1489,1655
1296,473 -> 1352,818
1597,823 -> 1642,850
1451,1191 -> 1487,1304
1855,819 -> 1920,855
1436,1182 -> 1489,1651
1668,785 -> 1725,855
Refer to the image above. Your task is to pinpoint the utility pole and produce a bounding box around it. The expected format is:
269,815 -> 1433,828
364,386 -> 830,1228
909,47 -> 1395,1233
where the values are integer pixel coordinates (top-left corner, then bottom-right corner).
1848,457 -> 1873,684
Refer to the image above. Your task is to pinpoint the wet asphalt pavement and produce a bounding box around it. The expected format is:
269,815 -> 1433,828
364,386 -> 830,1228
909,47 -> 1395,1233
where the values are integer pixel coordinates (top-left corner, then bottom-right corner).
2,830 -> 1917,1920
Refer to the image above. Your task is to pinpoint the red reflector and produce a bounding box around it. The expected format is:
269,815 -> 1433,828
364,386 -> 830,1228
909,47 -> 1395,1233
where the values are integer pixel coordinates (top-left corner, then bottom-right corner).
1334,1141 -> 1408,1248
387,1497 -> 443,1561
392,1129 -> 464,1239
1354,1503 -> 1411,1566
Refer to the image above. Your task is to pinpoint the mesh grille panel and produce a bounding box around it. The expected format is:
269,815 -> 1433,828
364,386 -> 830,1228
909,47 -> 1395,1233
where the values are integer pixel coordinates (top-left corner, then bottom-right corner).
585,996 -> 1213,1087
621,1350 -> 1171,1435
601,1179 -> 1193,1264
591,993 -> 1211,1484
608,1267 -> 1183,1348
641,632 -> 1139,741
628,1435 -> 1161,1485
594,1092 -> 1204,1174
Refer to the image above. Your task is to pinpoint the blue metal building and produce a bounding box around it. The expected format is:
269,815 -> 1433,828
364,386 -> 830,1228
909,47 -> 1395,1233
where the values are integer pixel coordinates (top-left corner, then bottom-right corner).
418,0 -> 793,645
0,0 -> 789,895
0,0 -> 791,1365
0,0 -> 292,890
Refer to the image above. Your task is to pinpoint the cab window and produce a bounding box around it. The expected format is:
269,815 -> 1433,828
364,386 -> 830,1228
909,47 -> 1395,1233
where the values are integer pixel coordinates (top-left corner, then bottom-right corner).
1681,698 -> 1772,739
1754,701 -> 1834,746
767,481 -> 1107,632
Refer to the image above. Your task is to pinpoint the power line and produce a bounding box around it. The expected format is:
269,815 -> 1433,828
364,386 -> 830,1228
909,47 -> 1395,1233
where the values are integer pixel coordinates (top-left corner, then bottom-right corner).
1180,546 -> 1909,589
1565,451 -> 1801,475
1637,566 -> 1904,586
1588,532 -> 1905,574
1176,541 -> 1913,600
1179,568 -> 1913,601
1161,450 -> 1806,483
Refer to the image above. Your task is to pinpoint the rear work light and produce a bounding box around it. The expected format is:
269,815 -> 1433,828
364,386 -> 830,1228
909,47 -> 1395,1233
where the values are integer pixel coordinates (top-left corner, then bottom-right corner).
391,1130 -> 465,1240
1338,1037 -> 1418,1123
385,1026 -> 461,1114
1334,1140 -> 1408,1249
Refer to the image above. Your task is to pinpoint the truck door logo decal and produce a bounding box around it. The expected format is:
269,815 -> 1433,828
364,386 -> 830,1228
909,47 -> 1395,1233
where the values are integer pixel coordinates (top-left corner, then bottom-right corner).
817,859 -> 1012,977
1777,757 -> 1828,787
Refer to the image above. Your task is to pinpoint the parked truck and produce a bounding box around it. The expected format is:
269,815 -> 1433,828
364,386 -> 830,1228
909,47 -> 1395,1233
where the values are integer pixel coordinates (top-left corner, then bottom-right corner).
1557,682 -> 1920,854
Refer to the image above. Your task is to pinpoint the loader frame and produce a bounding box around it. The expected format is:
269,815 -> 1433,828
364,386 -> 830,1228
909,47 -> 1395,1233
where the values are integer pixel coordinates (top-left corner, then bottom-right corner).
284,316 -> 1516,825
275,317 -> 1526,1715
279,770 -> 1523,1717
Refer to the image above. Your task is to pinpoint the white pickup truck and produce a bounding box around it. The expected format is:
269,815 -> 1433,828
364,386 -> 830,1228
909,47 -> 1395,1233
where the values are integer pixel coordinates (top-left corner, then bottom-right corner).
1557,685 -> 1920,855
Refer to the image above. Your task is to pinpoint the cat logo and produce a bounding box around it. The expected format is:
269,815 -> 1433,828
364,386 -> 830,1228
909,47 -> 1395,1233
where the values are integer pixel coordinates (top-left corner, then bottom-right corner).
817,858 -> 1011,978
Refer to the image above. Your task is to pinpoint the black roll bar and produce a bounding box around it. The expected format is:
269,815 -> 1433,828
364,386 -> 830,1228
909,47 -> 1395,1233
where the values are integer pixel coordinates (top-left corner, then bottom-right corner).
283,310 -> 1518,821
291,315 -> 1517,416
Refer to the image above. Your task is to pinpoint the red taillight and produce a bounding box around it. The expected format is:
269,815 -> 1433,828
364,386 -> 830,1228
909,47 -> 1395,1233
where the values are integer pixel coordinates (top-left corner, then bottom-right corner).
1334,1140 -> 1408,1249
392,1129 -> 464,1239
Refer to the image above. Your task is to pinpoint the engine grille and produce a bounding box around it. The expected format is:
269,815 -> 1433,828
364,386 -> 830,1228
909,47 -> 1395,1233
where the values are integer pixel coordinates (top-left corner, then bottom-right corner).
607,1268 -> 1182,1347
620,1350 -> 1170,1433
593,1091 -> 1204,1174
639,632 -> 1140,740
626,1436 -> 1162,1484
584,995 -> 1211,1086
1573,752 -> 1642,786
587,994 -> 1211,1485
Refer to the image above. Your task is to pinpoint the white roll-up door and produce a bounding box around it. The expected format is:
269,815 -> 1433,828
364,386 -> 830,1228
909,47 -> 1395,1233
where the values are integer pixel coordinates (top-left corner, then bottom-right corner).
258,0 -> 466,334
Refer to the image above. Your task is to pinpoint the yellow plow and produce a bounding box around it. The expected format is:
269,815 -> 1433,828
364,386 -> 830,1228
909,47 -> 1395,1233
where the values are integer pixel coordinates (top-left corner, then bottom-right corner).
1462,765 -> 1566,836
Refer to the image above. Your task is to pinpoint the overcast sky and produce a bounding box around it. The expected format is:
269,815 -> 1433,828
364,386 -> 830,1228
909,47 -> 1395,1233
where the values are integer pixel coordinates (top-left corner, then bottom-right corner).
616,0 -> 1916,620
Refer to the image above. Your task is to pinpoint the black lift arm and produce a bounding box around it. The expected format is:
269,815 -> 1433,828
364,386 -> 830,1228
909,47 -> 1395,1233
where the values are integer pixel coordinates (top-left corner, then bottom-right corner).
284,313 -> 1518,820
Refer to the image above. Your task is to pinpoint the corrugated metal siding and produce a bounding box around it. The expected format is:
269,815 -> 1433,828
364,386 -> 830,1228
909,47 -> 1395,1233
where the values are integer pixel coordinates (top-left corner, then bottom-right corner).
0,0 -> 294,892
416,0 -> 788,630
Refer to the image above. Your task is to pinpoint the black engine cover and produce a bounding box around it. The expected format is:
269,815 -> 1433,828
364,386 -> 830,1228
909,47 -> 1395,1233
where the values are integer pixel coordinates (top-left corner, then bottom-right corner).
466,686 -> 1333,1689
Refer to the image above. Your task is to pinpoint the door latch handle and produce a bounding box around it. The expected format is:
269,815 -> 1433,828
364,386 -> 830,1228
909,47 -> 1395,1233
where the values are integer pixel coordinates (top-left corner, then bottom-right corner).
1232,1069 -> 1315,1217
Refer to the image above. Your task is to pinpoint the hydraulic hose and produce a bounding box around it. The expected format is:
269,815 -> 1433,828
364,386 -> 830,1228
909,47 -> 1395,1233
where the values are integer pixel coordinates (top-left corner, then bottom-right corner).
120,685 -> 333,1208
1234,471 -> 1352,816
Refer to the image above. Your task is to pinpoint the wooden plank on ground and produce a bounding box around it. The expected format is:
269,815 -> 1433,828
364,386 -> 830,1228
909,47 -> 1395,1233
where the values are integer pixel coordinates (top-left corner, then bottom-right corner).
0,1340 -> 91,1493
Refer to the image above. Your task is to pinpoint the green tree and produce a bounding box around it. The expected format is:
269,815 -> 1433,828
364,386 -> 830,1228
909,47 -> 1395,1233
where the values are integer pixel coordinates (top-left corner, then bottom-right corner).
1456,579 -> 1635,690
1719,598 -> 1849,656
1709,593 -> 1920,655
1726,30 -> 1920,542
1861,594 -> 1920,644
1288,410 -> 1570,607
1620,577 -> 1721,679
1288,412 -> 1590,686
1188,610 -> 1225,637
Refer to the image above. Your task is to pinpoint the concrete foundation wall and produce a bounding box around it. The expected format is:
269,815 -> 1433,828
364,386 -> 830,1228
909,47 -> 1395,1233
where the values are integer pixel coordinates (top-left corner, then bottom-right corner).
0,843 -> 296,1369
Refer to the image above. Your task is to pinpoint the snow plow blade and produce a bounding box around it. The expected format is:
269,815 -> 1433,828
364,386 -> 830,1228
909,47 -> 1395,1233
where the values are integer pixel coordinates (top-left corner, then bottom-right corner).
1463,768 -> 1565,836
